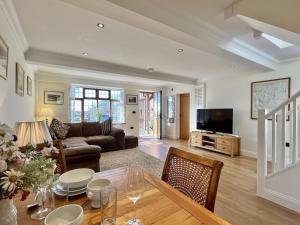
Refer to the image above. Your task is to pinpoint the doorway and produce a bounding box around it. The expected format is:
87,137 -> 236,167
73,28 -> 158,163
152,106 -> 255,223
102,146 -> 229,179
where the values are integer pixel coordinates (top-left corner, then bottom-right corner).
180,93 -> 190,140
139,91 -> 162,138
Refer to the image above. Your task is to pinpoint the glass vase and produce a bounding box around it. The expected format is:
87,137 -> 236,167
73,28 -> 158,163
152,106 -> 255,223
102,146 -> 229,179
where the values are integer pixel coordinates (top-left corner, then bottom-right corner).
0,199 -> 17,225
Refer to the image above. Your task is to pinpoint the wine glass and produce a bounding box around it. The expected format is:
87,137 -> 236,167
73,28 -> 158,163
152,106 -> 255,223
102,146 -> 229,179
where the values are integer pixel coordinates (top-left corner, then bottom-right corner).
126,166 -> 145,225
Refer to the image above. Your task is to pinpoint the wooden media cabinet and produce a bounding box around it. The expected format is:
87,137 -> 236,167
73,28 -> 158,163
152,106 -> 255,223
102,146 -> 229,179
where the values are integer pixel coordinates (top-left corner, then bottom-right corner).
190,131 -> 240,157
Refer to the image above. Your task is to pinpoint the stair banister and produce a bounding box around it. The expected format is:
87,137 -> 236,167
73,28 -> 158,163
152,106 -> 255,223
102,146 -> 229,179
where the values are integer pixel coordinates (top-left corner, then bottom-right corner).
257,109 -> 268,196
265,90 -> 300,119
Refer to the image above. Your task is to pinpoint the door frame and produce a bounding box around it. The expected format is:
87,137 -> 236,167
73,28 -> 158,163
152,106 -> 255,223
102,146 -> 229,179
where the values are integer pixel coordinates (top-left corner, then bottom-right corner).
138,91 -> 162,139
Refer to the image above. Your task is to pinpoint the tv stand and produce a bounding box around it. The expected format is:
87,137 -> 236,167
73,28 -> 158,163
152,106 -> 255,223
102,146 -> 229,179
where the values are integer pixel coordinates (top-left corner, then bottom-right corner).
190,131 -> 240,157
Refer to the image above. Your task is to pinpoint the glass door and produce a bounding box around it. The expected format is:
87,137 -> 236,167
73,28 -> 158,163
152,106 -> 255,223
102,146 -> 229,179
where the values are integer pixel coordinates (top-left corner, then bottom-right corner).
139,91 -> 162,138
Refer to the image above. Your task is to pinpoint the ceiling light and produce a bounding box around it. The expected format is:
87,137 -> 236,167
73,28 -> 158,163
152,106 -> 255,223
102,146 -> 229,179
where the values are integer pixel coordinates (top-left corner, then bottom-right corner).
147,68 -> 155,73
82,52 -> 88,56
177,49 -> 184,52
261,33 -> 293,49
97,23 -> 105,28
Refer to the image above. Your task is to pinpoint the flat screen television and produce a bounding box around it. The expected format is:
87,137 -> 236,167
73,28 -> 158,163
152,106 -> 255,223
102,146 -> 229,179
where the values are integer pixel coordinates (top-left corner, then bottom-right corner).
197,108 -> 233,134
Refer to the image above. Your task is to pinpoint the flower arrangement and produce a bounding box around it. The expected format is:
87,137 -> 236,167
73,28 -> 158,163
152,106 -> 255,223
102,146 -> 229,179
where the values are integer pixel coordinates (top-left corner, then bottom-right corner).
0,124 -> 57,201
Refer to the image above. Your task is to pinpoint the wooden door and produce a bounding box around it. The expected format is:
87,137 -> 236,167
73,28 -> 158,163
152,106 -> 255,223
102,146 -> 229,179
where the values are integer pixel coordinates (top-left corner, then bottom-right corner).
180,93 -> 190,140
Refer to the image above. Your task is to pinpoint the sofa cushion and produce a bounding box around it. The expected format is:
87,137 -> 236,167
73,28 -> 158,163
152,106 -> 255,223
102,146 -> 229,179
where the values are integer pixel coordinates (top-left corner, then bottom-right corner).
64,145 -> 101,157
48,125 -> 57,140
62,137 -> 88,148
65,123 -> 82,137
50,118 -> 70,139
99,118 -> 112,135
82,122 -> 100,137
86,135 -> 116,146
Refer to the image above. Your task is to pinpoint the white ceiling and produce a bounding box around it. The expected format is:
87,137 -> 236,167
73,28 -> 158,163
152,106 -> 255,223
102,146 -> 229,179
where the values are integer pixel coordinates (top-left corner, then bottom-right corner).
12,0 -> 300,86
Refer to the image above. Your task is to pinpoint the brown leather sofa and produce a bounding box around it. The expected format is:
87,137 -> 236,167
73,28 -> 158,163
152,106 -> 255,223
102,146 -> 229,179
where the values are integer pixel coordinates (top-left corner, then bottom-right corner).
58,122 -> 125,172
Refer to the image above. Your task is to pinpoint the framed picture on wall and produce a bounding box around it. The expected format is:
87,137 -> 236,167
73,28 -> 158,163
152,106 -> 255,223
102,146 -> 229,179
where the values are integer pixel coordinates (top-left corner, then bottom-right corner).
126,95 -> 138,105
16,63 -> 25,96
44,91 -> 64,105
27,76 -> 32,96
0,35 -> 9,80
251,77 -> 290,119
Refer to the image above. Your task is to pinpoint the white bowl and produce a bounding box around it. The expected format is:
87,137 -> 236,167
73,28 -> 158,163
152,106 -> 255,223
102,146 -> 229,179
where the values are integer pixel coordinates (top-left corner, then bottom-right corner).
86,178 -> 111,208
59,168 -> 95,189
44,204 -> 83,225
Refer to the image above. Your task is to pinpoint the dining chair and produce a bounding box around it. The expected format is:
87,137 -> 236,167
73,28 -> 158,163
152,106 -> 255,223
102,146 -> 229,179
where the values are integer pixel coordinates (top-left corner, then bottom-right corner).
161,147 -> 224,212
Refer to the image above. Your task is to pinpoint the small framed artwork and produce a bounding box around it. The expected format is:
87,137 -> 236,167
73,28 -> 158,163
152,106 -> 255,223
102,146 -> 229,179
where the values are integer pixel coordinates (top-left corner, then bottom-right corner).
16,63 -> 25,96
0,35 -> 9,80
27,76 -> 32,96
251,77 -> 290,119
44,91 -> 64,105
126,95 -> 138,105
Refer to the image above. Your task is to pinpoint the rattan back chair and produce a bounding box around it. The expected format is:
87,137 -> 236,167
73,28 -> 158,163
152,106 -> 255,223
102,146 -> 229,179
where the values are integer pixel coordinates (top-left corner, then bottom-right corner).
162,147 -> 224,212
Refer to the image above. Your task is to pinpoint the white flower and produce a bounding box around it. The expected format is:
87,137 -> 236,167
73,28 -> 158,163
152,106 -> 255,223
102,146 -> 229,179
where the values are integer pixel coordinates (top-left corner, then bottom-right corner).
41,147 -> 52,156
0,160 -> 7,172
0,169 -> 24,192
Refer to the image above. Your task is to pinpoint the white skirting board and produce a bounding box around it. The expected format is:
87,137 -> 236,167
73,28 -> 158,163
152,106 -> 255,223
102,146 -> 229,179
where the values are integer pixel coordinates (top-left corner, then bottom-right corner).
257,188 -> 300,214
241,149 -> 272,161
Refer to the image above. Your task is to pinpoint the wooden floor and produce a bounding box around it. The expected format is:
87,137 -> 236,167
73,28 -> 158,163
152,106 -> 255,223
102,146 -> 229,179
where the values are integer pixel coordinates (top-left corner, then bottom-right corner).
139,138 -> 300,225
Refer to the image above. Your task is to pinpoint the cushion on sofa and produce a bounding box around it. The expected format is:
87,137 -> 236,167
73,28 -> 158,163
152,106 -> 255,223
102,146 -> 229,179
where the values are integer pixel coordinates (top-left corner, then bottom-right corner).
82,122 -> 100,137
62,137 -> 88,148
86,135 -> 116,145
50,118 -> 70,139
65,123 -> 83,137
64,145 -> 101,157
99,118 -> 112,135
48,125 -> 57,140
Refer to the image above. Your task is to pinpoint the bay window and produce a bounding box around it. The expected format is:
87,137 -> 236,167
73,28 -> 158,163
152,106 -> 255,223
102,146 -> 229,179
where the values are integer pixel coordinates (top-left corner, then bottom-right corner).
70,87 -> 124,124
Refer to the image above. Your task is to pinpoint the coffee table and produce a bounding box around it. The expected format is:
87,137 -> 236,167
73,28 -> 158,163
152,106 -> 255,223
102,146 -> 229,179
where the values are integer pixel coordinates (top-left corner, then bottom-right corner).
16,167 -> 230,225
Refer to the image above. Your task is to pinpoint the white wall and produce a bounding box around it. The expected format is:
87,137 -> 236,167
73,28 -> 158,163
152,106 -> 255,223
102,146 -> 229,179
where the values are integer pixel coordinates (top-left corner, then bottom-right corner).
35,72 -> 160,136
162,84 -> 196,139
205,60 -> 300,157
0,2 -> 34,127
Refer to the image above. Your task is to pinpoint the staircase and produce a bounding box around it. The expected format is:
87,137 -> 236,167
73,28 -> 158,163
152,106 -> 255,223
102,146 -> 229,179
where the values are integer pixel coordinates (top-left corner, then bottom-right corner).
257,90 -> 300,213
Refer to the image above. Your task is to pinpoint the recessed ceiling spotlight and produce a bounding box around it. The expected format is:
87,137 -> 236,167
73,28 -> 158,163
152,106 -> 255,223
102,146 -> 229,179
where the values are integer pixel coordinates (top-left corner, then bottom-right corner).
177,49 -> 184,52
82,52 -> 88,56
147,67 -> 155,73
97,23 -> 105,28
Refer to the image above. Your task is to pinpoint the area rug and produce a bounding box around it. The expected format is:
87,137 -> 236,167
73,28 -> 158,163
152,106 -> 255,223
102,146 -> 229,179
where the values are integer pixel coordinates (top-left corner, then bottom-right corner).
100,148 -> 164,177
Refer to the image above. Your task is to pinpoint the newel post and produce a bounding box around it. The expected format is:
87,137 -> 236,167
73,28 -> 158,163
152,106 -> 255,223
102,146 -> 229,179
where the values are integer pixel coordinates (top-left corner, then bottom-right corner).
257,109 -> 267,196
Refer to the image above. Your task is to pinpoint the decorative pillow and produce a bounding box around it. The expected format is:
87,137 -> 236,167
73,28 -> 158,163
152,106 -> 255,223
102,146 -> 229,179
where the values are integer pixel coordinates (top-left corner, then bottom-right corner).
50,118 -> 70,139
99,118 -> 112,135
48,125 -> 57,140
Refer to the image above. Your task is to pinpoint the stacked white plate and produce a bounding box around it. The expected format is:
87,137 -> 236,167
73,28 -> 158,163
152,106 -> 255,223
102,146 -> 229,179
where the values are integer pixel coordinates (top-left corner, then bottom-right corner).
53,168 -> 95,197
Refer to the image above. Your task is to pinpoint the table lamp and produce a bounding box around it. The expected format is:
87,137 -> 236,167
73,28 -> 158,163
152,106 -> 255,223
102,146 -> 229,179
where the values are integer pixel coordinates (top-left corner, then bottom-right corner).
15,121 -> 52,147
39,108 -> 54,125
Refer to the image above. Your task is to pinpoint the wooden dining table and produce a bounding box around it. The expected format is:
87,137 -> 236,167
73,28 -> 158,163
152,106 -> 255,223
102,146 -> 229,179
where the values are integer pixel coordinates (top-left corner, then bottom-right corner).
16,167 -> 230,225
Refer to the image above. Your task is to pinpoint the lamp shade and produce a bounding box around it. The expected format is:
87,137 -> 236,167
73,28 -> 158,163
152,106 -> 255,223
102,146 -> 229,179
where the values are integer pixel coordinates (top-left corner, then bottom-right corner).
15,121 -> 52,147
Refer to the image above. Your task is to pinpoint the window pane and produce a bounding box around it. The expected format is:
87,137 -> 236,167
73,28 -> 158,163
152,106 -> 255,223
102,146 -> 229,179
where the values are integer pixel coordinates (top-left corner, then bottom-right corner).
70,100 -> 82,122
74,87 -> 83,98
85,89 -> 96,98
84,99 -> 97,122
112,101 -> 124,123
111,90 -> 124,123
98,100 -> 110,122
99,90 -> 109,99
111,90 -> 121,101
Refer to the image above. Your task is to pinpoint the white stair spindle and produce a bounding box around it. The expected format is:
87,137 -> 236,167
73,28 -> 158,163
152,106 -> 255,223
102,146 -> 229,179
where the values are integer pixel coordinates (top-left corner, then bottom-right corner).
281,107 -> 286,169
272,114 -> 276,172
257,109 -> 267,195
291,100 -> 297,164
298,105 -> 300,160
276,113 -> 283,170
